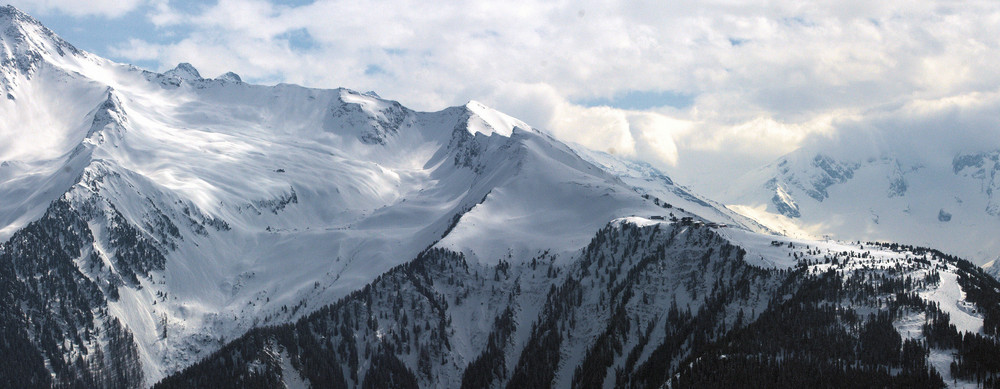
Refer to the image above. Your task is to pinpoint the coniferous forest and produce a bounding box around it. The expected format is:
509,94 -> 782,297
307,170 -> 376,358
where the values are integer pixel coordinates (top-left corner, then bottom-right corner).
155,224 -> 1000,388
4,199 -> 1000,388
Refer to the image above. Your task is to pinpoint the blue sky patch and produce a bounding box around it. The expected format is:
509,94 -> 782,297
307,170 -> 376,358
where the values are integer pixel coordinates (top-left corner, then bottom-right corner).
270,0 -> 317,6
35,9 -> 156,54
278,28 -> 317,50
364,64 -> 386,76
576,90 -> 695,110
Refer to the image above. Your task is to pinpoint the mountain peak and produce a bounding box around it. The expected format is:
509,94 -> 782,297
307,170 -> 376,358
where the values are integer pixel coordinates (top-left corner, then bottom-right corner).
1,5 -> 64,42
215,71 -> 241,83
0,5 -> 33,24
164,62 -> 202,81
463,100 -> 528,137
0,5 -> 80,74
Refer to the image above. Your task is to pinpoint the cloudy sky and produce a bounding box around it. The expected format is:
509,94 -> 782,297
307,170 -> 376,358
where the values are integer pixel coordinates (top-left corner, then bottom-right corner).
13,0 -> 1000,194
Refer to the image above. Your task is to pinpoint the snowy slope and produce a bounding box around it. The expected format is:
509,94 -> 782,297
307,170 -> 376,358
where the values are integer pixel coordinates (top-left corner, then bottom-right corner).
725,146 -> 1000,269
7,5 -> 999,388
0,6 -> 765,385
157,217 -> 1000,389
570,146 -> 773,234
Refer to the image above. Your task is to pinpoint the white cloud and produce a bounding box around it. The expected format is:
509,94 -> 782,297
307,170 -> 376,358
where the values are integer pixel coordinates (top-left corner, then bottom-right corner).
804,90 -> 1000,164
627,113 -> 686,166
96,0 -> 1000,193
477,82 -> 684,166
8,0 -> 145,18
112,39 -> 161,61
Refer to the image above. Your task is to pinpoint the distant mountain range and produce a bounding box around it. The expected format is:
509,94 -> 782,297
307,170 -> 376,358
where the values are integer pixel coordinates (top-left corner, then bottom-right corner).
724,140 -> 1000,279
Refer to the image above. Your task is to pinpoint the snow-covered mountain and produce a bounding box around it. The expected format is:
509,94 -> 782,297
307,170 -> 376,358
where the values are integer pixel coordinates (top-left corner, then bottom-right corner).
156,218 -> 1000,388
725,144 -> 1000,273
3,5 -> 1000,388
0,5 -> 763,386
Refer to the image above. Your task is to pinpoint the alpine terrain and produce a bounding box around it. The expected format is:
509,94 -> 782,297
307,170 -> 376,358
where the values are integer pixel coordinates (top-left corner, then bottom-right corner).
3,5 -> 1000,388
725,137 -> 1000,279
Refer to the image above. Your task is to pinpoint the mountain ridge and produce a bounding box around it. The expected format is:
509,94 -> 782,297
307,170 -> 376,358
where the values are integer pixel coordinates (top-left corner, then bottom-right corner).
725,144 -> 1000,270
2,5 -> 1000,388
0,6 -> 762,384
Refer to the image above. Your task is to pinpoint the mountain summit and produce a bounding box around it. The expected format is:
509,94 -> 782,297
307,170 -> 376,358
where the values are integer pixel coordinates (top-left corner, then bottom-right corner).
0,4 -> 81,75
162,63 -> 202,81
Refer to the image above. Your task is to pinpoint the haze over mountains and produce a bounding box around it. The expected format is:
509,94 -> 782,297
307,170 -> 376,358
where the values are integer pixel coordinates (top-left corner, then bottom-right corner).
723,125 -> 1000,276
3,5 -> 1000,388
